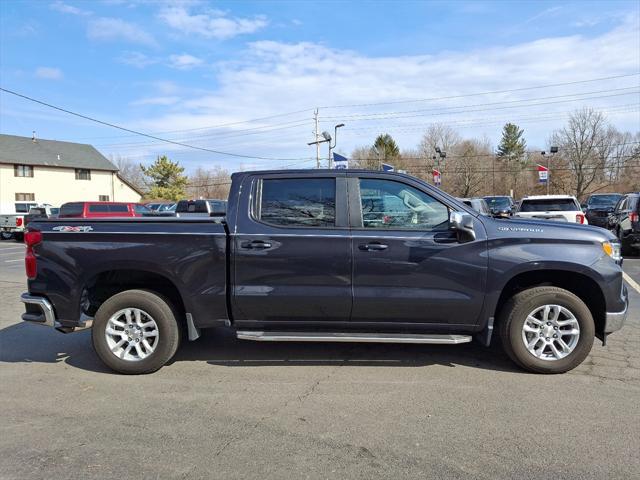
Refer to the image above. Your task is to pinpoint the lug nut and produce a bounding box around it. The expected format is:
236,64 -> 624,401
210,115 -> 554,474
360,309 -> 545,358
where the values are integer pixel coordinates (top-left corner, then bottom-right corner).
553,334 -> 558,338
554,326 -> 558,330
547,322 -> 551,326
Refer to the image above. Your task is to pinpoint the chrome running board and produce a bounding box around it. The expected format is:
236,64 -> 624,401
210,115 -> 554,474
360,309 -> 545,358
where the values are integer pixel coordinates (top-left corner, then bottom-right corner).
236,331 -> 472,344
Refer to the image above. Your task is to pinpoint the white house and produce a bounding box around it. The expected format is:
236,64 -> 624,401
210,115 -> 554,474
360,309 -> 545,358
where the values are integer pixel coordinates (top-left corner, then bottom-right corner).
0,133 -> 143,213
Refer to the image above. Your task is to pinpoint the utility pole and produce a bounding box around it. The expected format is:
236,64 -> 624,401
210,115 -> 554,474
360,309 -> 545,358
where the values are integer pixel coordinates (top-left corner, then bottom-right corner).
314,108 -> 320,169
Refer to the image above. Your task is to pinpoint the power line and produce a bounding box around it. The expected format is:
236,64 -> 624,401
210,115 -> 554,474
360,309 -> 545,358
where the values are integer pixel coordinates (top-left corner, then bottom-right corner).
72,108 -> 315,141
321,90 -> 640,121
328,104 -> 639,135
0,87 -> 312,161
319,73 -> 640,108
94,120 -> 310,148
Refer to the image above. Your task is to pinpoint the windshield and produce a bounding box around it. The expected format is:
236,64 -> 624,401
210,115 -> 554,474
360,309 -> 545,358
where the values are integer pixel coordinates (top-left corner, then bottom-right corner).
520,198 -> 579,212
587,194 -> 622,207
484,196 -> 511,209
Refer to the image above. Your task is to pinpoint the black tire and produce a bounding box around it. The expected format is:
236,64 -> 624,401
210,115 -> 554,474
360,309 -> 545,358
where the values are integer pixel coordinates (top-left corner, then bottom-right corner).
92,289 -> 180,374
499,286 -> 594,374
0,232 -> 12,241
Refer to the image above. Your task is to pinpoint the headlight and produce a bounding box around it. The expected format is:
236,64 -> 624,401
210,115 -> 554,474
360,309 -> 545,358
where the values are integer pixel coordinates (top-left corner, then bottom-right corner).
602,241 -> 622,262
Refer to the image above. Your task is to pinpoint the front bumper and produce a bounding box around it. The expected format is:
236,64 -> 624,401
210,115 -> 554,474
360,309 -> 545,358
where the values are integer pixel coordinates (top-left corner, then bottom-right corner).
21,293 -> 92,333
604,284 -> 628,334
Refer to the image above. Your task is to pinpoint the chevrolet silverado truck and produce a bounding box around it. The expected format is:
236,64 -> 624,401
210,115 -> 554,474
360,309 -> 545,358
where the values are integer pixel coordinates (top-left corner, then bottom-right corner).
21,170 -> 629,374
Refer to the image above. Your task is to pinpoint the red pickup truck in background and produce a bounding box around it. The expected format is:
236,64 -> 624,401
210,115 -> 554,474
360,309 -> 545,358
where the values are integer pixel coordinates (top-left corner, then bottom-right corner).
57,202 -> 151,218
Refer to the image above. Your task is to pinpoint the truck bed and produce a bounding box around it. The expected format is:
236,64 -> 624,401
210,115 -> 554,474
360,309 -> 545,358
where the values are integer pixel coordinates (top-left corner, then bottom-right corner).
27,217 -> 229,329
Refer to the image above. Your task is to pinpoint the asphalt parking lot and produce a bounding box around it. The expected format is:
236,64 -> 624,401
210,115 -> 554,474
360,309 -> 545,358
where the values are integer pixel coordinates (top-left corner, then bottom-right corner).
1,239 -> 639,480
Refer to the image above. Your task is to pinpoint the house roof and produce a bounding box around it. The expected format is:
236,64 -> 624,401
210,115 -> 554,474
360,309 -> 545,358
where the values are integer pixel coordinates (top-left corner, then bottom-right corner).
116,173 -> 146,197
0,133 -> 118,171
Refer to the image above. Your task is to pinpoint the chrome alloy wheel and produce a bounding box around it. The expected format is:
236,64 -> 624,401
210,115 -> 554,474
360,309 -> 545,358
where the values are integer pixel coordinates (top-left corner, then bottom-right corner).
105,308 -> 159,361
521,305 -> 580,361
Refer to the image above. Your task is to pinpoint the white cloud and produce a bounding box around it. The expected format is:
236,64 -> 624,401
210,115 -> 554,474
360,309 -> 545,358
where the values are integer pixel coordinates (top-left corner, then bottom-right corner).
50,1 -> 92,16
111,14 -> 639,168
118,51 -> 158,68
87,17 -> 156,46
168,53 -> 204,69
158,5 -> 268,39
131,96 -> 181,106
35,67 -> 63,80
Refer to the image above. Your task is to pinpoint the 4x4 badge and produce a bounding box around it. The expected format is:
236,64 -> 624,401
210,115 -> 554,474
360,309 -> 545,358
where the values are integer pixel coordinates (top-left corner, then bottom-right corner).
52,226 -> 94,232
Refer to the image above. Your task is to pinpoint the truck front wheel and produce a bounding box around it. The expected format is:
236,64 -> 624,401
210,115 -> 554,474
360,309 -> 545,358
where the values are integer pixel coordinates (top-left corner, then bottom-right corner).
92,289 -> 180,374
499,286 -> 594,374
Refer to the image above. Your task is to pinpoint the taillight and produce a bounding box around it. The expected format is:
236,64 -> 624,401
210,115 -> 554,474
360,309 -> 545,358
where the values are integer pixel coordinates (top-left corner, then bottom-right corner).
24,230 -> 42,279
576,213 -> 585,224
16,217 -> 23,227
631,212 -> 639,223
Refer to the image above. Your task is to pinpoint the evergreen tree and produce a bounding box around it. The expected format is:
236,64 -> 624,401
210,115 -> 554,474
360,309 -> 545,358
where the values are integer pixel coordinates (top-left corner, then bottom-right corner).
497,123 -> 527,197
141,155 -> 188,200
372,134 -> 400,169
497,123 -> 526,159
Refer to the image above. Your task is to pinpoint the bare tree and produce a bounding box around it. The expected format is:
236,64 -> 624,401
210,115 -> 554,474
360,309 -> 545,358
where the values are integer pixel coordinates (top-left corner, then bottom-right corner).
350,146 -> 379,170
110,155 -> 147,192
550,108 -> 611,200
187,166 -> 232,200
419,123 -> 462,158
418,124 -> 462,191
447,138 -> 492,197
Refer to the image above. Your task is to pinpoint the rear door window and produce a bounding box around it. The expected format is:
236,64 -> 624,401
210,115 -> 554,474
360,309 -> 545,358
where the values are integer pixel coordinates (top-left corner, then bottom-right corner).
109,204 -> 129,213
520,198 -> 579,212
89,204 -> 110,213
60,203 -> 85,217
258,178 -> 336,227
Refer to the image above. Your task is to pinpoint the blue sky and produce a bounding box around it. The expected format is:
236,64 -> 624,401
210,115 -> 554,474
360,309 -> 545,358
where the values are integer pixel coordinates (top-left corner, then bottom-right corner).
1,0 -> 639,172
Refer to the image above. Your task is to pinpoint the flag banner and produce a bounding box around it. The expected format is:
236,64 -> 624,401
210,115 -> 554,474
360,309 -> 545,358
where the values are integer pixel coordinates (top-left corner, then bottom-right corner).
537,164 -> 549,183
433,169 -> 441,186
382,163 -> 394,172
333,153 -> 348,169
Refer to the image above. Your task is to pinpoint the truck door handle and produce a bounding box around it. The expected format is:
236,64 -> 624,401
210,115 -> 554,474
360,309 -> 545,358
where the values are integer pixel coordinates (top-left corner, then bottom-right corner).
359,242 -> 388,251
241,240 -> 272,249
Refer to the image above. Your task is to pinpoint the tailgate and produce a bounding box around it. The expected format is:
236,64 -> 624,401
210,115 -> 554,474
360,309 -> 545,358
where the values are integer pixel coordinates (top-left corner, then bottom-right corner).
0,216 -> 17,227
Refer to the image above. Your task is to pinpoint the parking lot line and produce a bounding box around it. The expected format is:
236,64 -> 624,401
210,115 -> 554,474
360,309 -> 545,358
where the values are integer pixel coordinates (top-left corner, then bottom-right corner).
623,272 -> 640,295
4,259 -> 22,263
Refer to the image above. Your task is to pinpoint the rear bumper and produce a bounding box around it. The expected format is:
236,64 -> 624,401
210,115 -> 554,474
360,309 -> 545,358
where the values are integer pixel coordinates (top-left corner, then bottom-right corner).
604,284 -> 628,334
20,293 -> 92,332
21,293 -> 57,327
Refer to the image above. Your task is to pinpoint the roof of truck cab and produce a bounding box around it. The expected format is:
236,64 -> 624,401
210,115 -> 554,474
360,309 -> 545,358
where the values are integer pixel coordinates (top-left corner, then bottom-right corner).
231,169 -> 419,177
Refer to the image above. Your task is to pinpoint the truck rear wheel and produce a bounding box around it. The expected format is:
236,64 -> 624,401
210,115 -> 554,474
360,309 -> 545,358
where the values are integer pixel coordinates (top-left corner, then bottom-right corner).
499,286 -> 594,374
92,289 -> 180,374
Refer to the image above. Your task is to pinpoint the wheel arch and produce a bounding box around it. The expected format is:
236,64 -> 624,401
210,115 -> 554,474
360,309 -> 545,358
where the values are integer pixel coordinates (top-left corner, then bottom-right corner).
83,268 -> 187,324
492,268 -> 606,336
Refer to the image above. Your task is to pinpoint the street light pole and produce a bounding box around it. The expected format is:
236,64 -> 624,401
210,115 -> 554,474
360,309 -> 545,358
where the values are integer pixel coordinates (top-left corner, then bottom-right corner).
328,123 -> 345,169
549,146 -> 558,195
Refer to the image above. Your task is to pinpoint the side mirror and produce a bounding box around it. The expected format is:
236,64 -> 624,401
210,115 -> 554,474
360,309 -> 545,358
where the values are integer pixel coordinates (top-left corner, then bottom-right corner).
450,211 -> 476,242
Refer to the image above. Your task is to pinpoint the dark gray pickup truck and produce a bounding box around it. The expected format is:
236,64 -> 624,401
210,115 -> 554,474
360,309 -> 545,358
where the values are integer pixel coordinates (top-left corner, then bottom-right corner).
21,170 -> 629,374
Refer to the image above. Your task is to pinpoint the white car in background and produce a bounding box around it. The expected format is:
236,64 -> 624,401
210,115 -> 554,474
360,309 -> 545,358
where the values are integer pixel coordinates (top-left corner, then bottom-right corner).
515,195 -> 588,224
